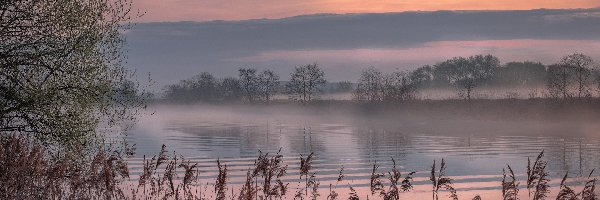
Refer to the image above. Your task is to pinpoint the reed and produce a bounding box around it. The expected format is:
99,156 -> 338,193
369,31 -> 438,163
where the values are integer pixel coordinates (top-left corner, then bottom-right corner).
557,170 -> 598,200
502,165 -> 519,200
581,169 -> 598,200
527,151 -> 549,200
380,158 -> 415,200
430,159 -> 458,200
370,161 -> 385,195
5,135 -> 600,200
327,167 -> 345,200
348,185 -> 360,200
216,158 -> 228,200
299,152 -> 315,198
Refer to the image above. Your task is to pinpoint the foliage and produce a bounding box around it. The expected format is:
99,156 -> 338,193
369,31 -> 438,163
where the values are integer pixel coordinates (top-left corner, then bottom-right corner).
434,55 -> 499,100
0,0 -> 148,145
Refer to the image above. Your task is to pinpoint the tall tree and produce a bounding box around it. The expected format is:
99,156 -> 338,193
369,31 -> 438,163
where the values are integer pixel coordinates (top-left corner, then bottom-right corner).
190,72 -> 218,102
561,53 -> 595,98
258,70 -> 279,102
286,64 -> 326,102
546,64 -> 574,99
238,68 -> 260,102
383,70 -> 418,101
354,67 -> 384,102
436,55 -> 499,100
0,0 -> 145,144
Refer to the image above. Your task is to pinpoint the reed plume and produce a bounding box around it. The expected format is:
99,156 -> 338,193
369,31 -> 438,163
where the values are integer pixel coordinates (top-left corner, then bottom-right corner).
431,159 -> 458,200
381,158 -> 415,200
557,169 -> 599,200
215,158 -> 228,200
327,166 -> 345,200
556,172 -> 577,200
527,151 -> 549,200
300,152 -> 315,198
370,161 -> 385,195
348,185 -> 360,200
502,165 -> 519,200
581,169 -> 597,200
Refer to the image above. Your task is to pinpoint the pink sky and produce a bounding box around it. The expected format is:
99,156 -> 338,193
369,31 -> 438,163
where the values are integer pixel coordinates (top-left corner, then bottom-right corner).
133,0 -> 600,22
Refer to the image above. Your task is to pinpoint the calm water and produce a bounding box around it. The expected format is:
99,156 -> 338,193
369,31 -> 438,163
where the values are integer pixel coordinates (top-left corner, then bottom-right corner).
125,104 -> 600,199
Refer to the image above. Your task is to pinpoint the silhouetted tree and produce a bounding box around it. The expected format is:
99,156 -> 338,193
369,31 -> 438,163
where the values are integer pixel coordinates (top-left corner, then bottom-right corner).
191,72 -> 219,102
436,55 -> 499,100
355,67 -> 418,102
561,53 -> 595,98
286,64 -> 326,102
238,68 -> 260,102
382,70 -> 418,101
219,77 -> 242,102
354,67 -> 384,102
546,64 -> 575,99
492,62 -> 546,86
163,72 -> 219,102
410,65 -> 434,88
258,70 -> 279,102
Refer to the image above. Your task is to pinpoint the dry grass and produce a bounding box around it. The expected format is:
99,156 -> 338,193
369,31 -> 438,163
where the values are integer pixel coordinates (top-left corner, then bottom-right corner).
527,151 -> 550,200
502,165 -> 519,200
557,170 -> 598,200
3,136 -> 600,200
430,159 -> 458,200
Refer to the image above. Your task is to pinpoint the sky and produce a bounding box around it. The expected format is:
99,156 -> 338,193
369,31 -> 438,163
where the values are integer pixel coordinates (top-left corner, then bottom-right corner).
126,1 -> 600,90
133,0 -> 600,22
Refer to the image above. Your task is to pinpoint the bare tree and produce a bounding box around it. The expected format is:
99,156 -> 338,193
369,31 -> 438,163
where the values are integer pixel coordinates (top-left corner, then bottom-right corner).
286,64 -> 326,102
258,70 -> 279,103
382,70 -> 418,102
354,67 -> 419,102
238,68 -> 260,102
354,67 -> 384,102
546,64 -> 575,99
561,53 -> 595,98
219,77 -> 242,102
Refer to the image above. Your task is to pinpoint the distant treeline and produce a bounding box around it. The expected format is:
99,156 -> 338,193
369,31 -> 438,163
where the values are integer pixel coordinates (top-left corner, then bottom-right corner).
162,53 -> 599,103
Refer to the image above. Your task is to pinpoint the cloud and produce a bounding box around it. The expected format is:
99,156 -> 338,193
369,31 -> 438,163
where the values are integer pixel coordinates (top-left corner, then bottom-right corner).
132,0 -> 600,22
124,9 -> 600,88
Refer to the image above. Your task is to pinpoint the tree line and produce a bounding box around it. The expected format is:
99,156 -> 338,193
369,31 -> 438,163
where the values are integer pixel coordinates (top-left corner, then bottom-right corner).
162,53 -> 599,103
163,64 -> 328,103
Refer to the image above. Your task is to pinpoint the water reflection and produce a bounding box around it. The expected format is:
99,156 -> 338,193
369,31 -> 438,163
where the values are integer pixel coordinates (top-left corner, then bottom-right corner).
126,105 -> 600,198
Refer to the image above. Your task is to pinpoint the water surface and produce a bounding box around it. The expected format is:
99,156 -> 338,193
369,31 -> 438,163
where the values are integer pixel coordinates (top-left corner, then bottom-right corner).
126,104 -> 600,199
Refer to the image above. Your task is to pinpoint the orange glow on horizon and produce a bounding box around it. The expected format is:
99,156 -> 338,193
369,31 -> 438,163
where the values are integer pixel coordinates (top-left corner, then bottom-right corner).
133,0 -> 600,22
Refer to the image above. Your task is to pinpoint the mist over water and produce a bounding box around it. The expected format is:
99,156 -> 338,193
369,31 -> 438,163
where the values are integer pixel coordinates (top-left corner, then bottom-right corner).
125,103 -> 600,199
